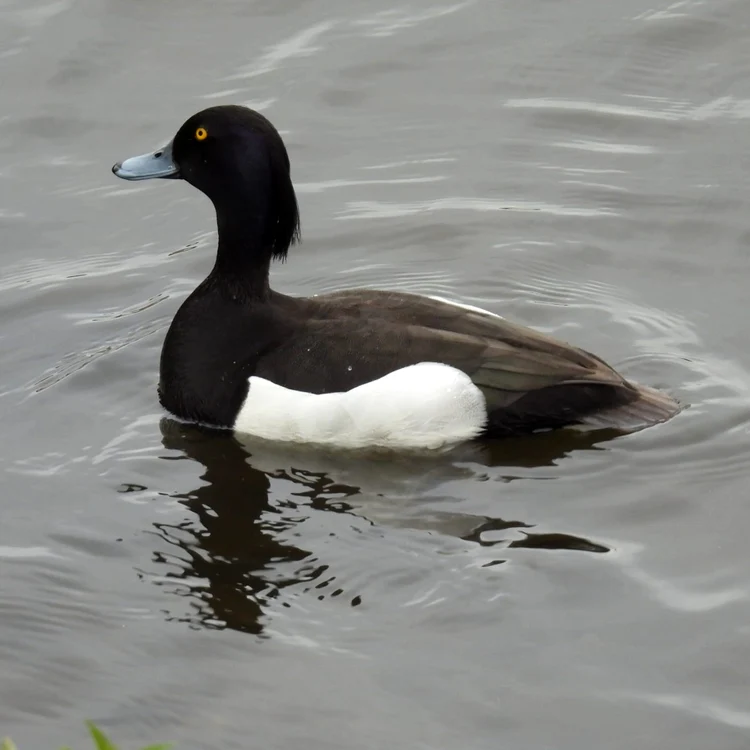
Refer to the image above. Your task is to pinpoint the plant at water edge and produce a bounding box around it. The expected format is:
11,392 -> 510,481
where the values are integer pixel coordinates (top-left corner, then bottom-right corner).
1,721 -> 172,750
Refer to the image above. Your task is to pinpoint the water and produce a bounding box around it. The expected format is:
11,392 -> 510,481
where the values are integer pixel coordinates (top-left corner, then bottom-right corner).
2,0 -> 750,748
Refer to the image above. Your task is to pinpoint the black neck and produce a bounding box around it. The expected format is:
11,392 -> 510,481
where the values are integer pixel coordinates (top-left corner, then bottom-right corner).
210,197 -> 274,299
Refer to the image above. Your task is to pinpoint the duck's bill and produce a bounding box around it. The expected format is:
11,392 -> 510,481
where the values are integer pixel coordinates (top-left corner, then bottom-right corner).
112,140 -> 180,181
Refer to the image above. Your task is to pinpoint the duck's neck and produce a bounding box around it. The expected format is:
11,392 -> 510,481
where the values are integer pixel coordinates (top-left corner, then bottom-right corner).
211,201 -> 274,299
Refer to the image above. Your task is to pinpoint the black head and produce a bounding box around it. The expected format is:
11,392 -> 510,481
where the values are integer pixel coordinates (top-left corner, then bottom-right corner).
113,105 -> 300,262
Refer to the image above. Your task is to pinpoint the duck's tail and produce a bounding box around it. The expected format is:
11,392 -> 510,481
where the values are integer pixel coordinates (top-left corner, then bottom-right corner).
575,382 -> 684,433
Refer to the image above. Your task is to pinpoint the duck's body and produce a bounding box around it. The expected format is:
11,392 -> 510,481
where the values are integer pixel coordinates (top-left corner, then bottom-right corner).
113,105 -> 681,450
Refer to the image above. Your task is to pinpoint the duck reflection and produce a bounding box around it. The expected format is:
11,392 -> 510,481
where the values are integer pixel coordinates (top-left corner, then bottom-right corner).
148,419 -> 616,634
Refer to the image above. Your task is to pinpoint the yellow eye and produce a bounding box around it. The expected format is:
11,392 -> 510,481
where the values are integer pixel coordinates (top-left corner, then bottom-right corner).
195,127 -> 208,141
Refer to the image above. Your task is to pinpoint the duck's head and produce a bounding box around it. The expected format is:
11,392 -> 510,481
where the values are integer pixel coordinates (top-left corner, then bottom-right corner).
112,105 -> 300,261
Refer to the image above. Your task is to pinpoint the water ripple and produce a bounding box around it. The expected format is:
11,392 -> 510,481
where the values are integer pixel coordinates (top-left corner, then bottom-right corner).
29,317 -> 167,394
507,95 -> 750,123
627,691 -> 750,730
296,175 -> 445,194
337,197 -> 617,220
228,21 -> 337,81
351,2 -> 474,38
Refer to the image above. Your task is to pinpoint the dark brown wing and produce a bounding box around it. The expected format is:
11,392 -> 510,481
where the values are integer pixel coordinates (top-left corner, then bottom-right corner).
312,288 -> 609,365
257,289 -> 679,435
311,288 -> 628,385
256,295 -> 633,426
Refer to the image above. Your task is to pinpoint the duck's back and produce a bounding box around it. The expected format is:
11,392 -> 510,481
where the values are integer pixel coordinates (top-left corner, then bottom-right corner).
251,289 -> 681,437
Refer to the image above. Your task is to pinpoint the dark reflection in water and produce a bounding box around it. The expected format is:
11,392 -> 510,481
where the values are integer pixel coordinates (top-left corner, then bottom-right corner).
135,421 -> 336,636
137,419 -> 616,635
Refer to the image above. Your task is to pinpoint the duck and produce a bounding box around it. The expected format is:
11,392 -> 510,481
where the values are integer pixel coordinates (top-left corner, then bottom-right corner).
112,104 -> 682,451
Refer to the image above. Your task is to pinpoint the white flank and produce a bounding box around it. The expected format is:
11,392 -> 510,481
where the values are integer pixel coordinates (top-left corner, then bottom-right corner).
232,362 -> 487,450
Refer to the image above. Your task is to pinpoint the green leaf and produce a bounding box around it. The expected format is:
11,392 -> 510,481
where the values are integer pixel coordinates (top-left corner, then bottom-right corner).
85,721 -> 119,750
0,726 -> 171,750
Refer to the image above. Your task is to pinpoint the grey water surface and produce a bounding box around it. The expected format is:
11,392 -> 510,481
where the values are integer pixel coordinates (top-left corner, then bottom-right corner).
2,0 -> 750,748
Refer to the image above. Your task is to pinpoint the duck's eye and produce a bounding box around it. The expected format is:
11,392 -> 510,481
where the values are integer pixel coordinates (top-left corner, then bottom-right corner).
195,127 -> 208,141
